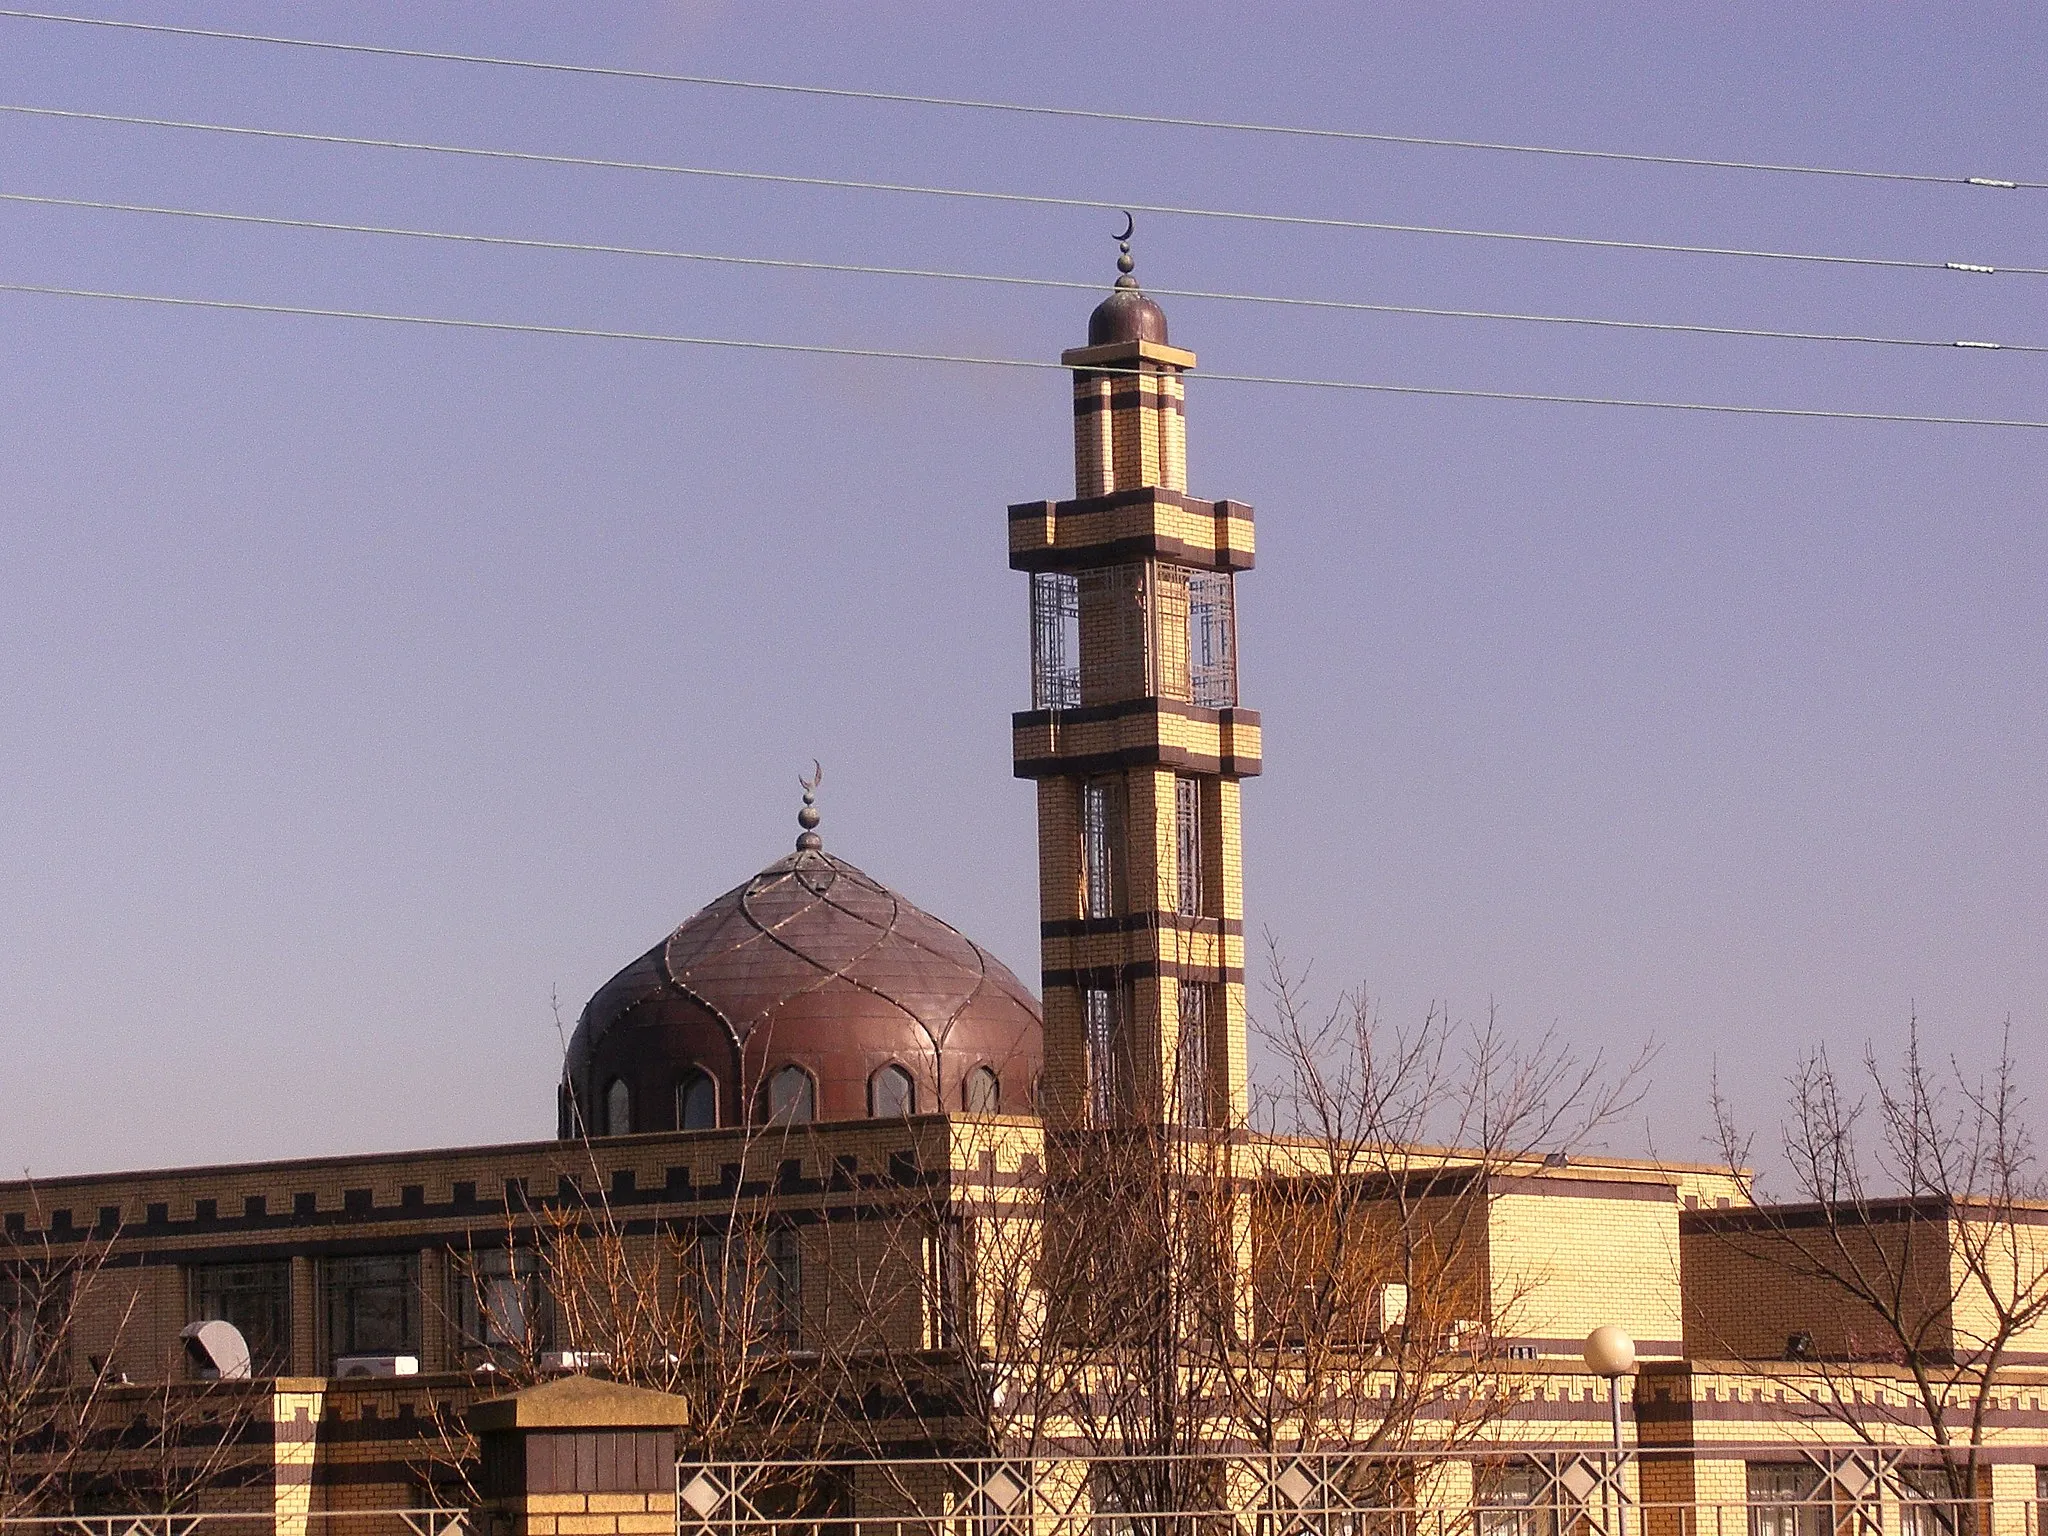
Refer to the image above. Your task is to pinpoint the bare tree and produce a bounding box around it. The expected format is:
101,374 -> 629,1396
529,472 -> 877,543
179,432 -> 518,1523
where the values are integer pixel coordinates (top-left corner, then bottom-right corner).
0,1217 -> 127,1517
2,1206 -> 263,1516
812,942 -> 1650,1534
416,1108 -> 855,1503
1239,945 -> 1650,1465
1706,1021 -> 2048,1524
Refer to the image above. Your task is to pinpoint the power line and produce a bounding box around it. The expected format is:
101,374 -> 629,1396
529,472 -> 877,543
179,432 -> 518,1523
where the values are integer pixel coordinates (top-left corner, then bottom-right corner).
0,7 -> 2037,192
8,188 -> 2041,355
3,279 -> 2043,430
10,105 -> 2045,280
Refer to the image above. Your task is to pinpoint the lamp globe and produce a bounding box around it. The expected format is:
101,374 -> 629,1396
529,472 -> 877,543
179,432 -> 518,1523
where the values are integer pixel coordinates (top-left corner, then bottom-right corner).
1583,1326 -> 1637,1377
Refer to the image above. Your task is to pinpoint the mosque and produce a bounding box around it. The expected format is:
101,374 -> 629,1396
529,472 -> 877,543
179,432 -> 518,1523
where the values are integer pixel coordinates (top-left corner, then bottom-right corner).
2,250 -> 2042,1533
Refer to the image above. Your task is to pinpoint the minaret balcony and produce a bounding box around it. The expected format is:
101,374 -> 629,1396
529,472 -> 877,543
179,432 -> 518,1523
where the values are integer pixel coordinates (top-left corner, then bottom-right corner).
1008,487 -> 1255,574
1012,697 -> 1262,780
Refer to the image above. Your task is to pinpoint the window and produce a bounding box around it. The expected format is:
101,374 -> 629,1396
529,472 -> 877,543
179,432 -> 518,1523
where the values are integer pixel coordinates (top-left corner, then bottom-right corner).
1150,563 -> 1191,700
1748,1464 -> 1826,1536
324,1254 -> 418,1360
963,1065 -> 1000,1114
1085,985 -> 1123,1126
1080,777 -> 1123,919
688,1234 -> 741,1345
1089,1462 -> 1231,1536
1038,562 -> 1237,711
694,1229 -> 801,1349
456,1248 -> 543,1354
190,1261 -> 290,1374
1897,1469 -> 1970,1536
869,1063 -> 916,1118
765,1227 -> 801,1345
1175,775 -> 1205,916
921,1221 -> 965,1350
677,1069 -> 717,1131
1029,570 -> 1081,710
1186,569 -> 1237,707
557,1080 -> 581,1139
604,1077 -> 632,1137
1175,982 -> 1212,1128
764,1066 -> 815,1126
1477,1461 -> 1562,1536
1,1269 -> 65,1376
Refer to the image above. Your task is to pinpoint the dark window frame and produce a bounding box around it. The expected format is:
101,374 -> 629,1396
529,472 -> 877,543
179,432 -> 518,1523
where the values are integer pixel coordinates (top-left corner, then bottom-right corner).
762,1065 -> 816,1126
677,1068 -> 718,1131
869,1063 -> 916,1118
189,1259 -> 291,1375
323,1253 -> 420,1363
603,1077 -> 633,1137
963,1064 -> 1001,1114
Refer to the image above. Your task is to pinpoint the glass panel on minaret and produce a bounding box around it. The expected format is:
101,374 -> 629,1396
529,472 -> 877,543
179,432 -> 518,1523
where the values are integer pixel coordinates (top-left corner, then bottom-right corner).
1084,986 -> 1122,1126
1080,779 -> 1123,919
1175,776 -> 1204,917
1176,982 -> 1212,1128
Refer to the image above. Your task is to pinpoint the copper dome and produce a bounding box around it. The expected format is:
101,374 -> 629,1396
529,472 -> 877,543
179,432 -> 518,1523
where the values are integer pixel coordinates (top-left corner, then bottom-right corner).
1088,283 -> 1169,347
563,845 -> 1042,1134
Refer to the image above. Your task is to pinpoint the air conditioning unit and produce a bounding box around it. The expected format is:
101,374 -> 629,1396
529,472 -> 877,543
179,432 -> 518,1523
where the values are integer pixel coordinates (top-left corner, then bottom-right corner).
540,1350 -> 612,1373
333,1354 -> 419,1378
180,1320 -> 252,1381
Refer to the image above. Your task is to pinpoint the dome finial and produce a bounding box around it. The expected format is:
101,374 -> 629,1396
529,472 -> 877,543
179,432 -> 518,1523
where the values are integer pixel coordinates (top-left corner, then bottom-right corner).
1114,210 -> 1138,289
795,760 -> 823,851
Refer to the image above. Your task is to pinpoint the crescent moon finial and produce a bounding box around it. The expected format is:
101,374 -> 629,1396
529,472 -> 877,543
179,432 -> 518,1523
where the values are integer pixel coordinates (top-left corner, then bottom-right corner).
795,761 -> 824,850
1114,212 -> 1137,283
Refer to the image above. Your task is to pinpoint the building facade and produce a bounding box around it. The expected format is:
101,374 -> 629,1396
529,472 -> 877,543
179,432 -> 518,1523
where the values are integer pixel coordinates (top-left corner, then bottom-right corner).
4,259 -> 2044,1534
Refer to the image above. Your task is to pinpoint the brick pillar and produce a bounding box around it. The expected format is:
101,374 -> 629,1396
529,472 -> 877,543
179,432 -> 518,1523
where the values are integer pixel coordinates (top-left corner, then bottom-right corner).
289,1256 -> 318,1375
272,1384 -> 324,1536
1985,1463 -> 2034,1536
418,1247 -> 448,1372
468,1377 -> 688,1536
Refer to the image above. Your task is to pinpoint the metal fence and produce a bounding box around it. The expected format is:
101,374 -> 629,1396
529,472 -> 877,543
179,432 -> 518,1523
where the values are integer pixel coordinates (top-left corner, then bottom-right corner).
673,1455 -> 2048,1536
0,1512 -> 467,1536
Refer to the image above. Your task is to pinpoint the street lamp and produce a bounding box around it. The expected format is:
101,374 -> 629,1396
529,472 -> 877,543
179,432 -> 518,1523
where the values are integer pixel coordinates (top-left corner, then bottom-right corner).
1583,1327 -> 1638,1536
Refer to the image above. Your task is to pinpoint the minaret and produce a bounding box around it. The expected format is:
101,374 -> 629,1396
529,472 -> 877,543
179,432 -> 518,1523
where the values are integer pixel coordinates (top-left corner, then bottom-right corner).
1010,234 -> 1259,1132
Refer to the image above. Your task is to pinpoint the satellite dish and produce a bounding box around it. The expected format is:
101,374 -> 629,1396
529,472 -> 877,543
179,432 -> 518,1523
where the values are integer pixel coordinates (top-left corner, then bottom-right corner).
180,1319 -> 253,1380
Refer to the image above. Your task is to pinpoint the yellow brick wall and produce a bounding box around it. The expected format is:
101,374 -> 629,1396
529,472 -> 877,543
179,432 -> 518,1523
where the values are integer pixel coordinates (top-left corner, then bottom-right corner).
1073,374 -> 1112,497
1950,1215 -> 2048,1359
1488,1190 -> 1684,1353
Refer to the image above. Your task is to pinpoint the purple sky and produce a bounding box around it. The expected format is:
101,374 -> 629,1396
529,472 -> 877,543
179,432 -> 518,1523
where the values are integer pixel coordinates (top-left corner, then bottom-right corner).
2,3 -> 2041,1184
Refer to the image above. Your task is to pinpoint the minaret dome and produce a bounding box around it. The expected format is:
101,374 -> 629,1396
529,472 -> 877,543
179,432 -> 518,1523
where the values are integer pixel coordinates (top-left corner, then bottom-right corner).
1088,226 -> 1169,346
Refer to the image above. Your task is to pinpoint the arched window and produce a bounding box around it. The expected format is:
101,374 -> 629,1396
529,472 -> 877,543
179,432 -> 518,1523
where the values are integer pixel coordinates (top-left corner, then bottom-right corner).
963,1065 -> 1000,1114
557,1081 -> 581,1140
764,1065 -> 815,1125
677,1069 -> 717,1131
869,1063 -> 915,1118
604,1077 -> 632,1137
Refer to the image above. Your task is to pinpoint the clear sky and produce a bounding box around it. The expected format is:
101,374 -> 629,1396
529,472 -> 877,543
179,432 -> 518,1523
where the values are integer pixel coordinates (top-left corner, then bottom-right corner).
1,3 -> 2041,1183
